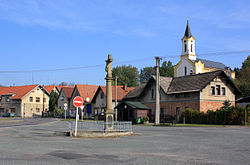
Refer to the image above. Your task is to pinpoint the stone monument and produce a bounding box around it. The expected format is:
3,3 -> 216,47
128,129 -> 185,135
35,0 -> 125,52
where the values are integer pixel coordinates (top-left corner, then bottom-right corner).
105,54 -> 114,130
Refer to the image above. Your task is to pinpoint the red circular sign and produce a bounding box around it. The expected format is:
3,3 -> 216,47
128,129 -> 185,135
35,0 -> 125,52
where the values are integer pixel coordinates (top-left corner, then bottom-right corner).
73,96 -> 84,107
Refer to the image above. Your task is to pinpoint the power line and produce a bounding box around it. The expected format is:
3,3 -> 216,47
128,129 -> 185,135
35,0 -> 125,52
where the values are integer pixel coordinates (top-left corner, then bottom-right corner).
0,50 -> 249,74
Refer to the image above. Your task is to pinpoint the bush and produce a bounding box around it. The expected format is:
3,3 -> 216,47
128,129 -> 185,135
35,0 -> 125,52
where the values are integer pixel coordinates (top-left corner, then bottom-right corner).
179,106 -> 247,125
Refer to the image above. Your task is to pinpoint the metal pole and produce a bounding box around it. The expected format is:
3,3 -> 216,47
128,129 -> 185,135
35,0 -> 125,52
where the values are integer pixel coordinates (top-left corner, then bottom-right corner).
155,57 -> 161,124
115,76 -> 118,121
74,107 -> 78,136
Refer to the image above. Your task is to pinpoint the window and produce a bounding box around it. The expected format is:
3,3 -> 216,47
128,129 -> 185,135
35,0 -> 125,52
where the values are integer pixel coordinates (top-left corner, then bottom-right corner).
160,108 -> 164,115
190,70 -> 193,75
216,85 -> 221,95
36,97 -> 40,102
61,96 -> 64,101
10,108 -> 15,113
43,98 -> 46,102
36,108 -> 40,112
151,89 -> 155,99
191,44 -> 193,52
7,98 -> 11,102
222,87 -> 226,96
0,108 -> 4,113
101,92 -> 104,99
29,97 -> 33,102
211,86 -> 215,95
184,67 -> 187,76
184,44 -> 187,52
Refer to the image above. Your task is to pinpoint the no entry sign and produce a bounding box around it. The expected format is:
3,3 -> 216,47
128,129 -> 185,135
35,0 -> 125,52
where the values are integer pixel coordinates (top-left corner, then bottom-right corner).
73,96 -> 84,107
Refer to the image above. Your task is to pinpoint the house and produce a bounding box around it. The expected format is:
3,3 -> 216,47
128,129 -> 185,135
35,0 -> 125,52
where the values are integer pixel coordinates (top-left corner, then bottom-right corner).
0,85 -> 50,117
69,84 -> 99,117
174,20 -> 235,79
236,96 -> 250,108
116,101 -> 150,123
57,86 -> 74,111
43,85 -> 59,94
91,84 -> 135,119
123,71 -> 240,122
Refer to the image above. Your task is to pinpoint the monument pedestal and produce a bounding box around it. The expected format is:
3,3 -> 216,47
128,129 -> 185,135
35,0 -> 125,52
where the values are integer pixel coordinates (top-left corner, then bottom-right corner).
105,112 -> 114,131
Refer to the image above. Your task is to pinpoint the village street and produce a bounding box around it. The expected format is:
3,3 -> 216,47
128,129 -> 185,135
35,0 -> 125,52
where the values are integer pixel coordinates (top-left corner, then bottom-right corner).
0,119 -> 249,165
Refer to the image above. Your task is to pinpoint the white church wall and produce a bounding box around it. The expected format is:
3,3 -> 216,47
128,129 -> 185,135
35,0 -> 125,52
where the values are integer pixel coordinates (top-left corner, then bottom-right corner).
177,58 -> 194,77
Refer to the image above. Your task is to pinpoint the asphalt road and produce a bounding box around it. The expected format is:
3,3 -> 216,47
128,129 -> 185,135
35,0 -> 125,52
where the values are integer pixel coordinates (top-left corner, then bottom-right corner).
0,119 -> 249,165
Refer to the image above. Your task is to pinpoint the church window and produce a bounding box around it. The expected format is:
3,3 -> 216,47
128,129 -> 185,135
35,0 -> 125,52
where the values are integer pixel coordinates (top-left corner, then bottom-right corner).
184,44 -> 187,52
190,70 -> 193,75
191,44 -> 193,52
184,40 -> 186,43
184,67 -> 187,76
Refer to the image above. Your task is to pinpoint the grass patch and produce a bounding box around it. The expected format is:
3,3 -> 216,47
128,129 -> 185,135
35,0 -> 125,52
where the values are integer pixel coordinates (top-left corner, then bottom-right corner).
0,118 -> 11,121
153,123 -> 226,127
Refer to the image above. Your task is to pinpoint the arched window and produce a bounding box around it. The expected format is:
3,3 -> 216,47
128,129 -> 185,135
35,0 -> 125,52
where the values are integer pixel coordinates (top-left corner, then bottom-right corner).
184,67 -> 187,76
191,44 -> 193,52
184,44 -> 187,52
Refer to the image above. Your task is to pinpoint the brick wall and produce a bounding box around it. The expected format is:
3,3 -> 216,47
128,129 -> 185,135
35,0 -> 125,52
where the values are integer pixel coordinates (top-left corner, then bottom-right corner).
200,101 -> 235,112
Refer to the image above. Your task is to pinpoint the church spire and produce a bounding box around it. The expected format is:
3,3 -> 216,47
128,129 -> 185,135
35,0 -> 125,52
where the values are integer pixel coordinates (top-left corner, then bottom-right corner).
184,18 -> 192,38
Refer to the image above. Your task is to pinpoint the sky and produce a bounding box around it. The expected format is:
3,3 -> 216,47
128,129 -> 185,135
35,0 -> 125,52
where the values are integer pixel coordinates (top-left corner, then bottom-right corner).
0,0 -> 249,86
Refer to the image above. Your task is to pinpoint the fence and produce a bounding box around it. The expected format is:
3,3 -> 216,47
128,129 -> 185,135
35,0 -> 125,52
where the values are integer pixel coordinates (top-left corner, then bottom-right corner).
69,121 -> 133,133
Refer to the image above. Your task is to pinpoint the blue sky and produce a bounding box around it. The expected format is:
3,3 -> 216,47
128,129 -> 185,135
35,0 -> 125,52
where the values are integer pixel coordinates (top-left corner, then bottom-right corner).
0,0 -> 249,86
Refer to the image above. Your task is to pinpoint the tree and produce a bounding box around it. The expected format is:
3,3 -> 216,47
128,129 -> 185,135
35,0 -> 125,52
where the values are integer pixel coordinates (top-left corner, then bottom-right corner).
234,56 -> 250,97
49,90 -> 59,112
112,65 -> 139,87
139,60 -> 174,83
59,82 -> 75,86
139,67 -> 155,83
160,61 -> 174,77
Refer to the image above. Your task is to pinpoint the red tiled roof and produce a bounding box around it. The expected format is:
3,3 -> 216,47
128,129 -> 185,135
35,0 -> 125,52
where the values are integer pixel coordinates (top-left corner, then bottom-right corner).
100,86 -> 136,101
0,85 -> 39,100
61,86 -> 74,99
57,85 -> 74,91
76,84 -> 99,103
43,85 -> 57,94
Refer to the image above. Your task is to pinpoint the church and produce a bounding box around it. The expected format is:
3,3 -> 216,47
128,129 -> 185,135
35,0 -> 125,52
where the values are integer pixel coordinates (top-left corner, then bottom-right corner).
174,20 -> 235,79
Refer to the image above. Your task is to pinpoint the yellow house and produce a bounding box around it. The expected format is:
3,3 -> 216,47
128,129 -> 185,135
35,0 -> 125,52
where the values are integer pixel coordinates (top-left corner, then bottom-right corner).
0,85 -> 50,117
174,20 -> 235,79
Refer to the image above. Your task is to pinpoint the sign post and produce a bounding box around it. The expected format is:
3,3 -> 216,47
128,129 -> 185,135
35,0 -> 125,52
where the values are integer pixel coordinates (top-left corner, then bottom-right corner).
73,96 -> 84,137
80,105 -> 84,121
64,103 -> 68,120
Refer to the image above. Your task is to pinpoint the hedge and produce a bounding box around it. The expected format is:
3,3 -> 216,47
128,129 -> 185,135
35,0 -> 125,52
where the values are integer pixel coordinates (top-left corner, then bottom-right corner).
179,106 -> 249,125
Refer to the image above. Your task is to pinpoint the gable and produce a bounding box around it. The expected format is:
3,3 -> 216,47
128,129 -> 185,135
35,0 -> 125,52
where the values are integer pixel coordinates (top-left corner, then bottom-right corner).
168,70 -> 240,95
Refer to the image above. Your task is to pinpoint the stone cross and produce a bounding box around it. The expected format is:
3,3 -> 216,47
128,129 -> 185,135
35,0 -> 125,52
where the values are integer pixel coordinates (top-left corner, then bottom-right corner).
105,54 -> 114,130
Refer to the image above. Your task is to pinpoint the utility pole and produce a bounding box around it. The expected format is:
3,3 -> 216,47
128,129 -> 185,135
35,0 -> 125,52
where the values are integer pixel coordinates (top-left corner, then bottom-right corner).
155,57 -> 161,124
115,76 -> 118,122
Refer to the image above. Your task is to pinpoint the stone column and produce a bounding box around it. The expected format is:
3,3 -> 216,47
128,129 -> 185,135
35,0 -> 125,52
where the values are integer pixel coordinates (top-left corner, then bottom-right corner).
105,54 -> 114,130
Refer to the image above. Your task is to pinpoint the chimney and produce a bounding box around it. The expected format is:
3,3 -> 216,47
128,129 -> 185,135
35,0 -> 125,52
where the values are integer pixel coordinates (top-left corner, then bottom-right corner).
123,84 -> 127,91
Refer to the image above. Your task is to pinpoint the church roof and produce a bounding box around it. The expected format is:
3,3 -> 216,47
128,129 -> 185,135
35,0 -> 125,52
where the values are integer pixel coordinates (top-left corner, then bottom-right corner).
195,58 -> 227,70
184,20 -> 192,38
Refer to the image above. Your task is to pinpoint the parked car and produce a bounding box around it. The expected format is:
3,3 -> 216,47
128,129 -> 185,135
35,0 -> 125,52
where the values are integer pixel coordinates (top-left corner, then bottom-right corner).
2,113 -> 15,117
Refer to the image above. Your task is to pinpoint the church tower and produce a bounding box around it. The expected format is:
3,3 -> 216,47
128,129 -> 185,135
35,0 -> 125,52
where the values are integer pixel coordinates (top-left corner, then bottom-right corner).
181,19 -> 196,60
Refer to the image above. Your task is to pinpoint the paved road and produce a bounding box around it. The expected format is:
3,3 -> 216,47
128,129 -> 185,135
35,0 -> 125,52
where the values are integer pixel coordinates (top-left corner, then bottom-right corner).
0,119 -> 249,165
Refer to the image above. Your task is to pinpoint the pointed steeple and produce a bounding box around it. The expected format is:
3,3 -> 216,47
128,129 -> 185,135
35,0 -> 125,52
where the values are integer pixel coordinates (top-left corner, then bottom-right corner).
184,18 -> 192,38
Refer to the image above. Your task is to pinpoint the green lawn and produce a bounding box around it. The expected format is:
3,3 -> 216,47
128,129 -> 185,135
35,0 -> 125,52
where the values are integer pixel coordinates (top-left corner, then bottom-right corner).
152,123 -> 226,127
0,118 -> 11,121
